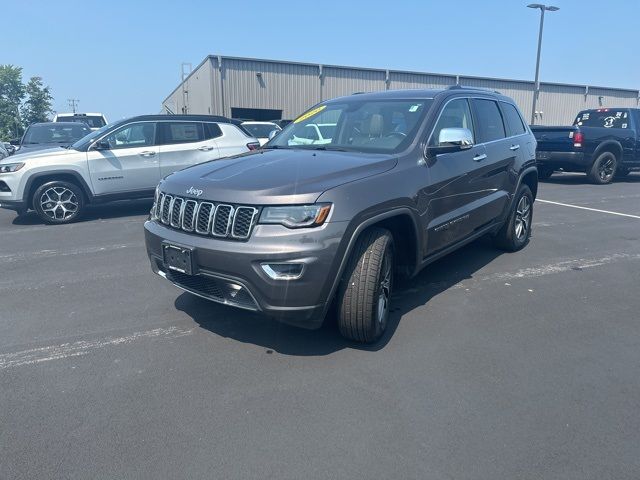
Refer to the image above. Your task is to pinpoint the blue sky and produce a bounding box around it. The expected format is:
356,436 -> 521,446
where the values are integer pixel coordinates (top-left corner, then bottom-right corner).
3,0 -> 638,121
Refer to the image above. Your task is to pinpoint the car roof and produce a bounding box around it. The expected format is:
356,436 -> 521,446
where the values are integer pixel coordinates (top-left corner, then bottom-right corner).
123,114 -> 239,124
56,112 -> 104,116
328,86 -> 514,103
241,121 -> 278,125
31,121 -> 90,127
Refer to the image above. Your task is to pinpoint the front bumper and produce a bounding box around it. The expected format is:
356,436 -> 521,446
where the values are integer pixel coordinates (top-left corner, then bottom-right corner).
144,219 -> 349,329
536,151 -> 589,171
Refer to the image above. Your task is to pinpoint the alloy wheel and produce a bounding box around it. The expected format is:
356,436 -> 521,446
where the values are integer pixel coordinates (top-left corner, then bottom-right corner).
599,157 -> 615,182
514,195 -> 531,241
40,186 -> 79,221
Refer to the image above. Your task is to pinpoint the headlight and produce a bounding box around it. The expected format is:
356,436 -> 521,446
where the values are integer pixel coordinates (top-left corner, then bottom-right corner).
150,185 -> 161,219
259,204 -> 332,228
0,163 -> 25,173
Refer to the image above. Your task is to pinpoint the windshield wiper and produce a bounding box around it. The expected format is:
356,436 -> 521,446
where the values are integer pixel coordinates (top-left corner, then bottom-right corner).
306,146 -> 349,152
261,145 -> 289,150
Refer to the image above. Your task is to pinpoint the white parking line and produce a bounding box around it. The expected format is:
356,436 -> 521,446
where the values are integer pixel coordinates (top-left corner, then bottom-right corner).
0,326 -> 193,370
537,199 -> 640,219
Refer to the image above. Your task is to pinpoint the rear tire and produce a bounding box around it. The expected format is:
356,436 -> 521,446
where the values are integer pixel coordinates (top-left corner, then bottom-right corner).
337,227 -> 394,344
494,184 -> 533,252
587,151 -> 617,184
32,180 -> 85,224
537,167 -> 554,180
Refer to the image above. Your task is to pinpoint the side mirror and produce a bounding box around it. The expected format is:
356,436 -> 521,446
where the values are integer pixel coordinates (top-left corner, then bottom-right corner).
9,139 -> 20,146
92,140 -> 110,151
426,128 -> 474,157
268,129 -> 279,140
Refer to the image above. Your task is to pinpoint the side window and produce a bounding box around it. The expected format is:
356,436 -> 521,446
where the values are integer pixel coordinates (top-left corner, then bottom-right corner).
159,122 -> 204,145
203,122 -> 222,140
103,122 -> 156,149
430,98 -> 474,146
501,102 -> 527,137
472,99 -> 506,143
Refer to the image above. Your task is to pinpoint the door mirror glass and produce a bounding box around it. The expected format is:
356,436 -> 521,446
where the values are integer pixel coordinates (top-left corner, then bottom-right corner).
93,140 -> 110,151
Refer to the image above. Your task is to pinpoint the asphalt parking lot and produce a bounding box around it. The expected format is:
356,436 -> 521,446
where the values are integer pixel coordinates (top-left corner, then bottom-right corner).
1,173 -> 639,479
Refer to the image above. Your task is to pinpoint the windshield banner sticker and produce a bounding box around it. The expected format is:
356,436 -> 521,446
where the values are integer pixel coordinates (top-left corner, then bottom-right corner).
294,105 -> 326,124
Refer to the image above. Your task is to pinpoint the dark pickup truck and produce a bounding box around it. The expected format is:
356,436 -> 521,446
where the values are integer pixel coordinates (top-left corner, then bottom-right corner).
531,108 -> 640,184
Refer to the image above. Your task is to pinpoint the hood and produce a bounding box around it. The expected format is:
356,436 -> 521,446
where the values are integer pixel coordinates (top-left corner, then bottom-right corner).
161,148 -> 397,205
8,146 -> 75,161
15,143 -> 71,155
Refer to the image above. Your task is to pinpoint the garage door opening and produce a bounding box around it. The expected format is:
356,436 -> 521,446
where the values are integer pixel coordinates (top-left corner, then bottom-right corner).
231,108 -> 282,121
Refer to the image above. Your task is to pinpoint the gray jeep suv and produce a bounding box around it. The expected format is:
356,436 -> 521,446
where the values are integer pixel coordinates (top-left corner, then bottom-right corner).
144,87 -> 538,343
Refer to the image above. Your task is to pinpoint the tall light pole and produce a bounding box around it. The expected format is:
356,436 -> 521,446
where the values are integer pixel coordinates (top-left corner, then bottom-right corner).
528,3 -> 559,125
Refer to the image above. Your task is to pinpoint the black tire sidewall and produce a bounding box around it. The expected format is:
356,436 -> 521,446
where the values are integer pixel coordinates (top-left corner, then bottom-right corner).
373,240 -> 394,339
590,152 -> 617,184
495,184 -> 533,252
33,181 -> 85,224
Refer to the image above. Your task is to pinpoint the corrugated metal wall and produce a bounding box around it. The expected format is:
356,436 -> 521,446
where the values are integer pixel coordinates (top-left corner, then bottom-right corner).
163,56 -> 639,125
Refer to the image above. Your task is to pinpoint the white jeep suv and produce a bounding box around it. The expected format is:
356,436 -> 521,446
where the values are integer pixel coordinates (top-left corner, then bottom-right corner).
0,115 -> 260,224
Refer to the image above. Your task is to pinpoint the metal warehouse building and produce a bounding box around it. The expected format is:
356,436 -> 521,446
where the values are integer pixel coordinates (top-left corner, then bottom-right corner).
163,55 -> 639,125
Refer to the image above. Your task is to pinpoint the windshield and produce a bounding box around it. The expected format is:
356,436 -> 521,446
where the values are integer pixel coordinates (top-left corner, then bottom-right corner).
57,115 -> 106,129
70,122 -> 122,151
23,123 -> 91,145
242,123 -> 280,138
574,110 -> 630,129
267,98 -> 432,153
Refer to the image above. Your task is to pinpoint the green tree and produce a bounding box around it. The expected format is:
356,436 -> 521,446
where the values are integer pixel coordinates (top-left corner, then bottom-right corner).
21,76 -> 53,127
0,65 -> 25,140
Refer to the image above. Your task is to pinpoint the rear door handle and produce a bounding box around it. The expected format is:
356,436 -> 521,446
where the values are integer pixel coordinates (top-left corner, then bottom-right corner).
198,146 -> 214,151
510,144 -> 520,151
473,153 -> 487,162
139,151 -> 156,157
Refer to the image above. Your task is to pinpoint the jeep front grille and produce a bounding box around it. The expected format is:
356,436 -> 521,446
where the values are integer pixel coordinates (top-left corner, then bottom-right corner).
155,193 -> 258,240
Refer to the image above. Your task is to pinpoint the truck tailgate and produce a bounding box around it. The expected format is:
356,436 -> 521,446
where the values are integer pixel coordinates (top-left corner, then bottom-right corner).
530,126 -> 578,152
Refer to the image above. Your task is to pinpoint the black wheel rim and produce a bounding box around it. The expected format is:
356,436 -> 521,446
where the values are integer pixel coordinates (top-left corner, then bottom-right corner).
598,157 -> 615,182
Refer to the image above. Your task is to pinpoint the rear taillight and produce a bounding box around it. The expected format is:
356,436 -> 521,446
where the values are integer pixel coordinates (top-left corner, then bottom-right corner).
247,142 -> 260,151
573,131 -> 584,148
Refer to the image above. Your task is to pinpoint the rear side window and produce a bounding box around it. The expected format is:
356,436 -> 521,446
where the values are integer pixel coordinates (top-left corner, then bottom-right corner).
501,103 -> 527,136
203,122 -> 222,139
574,110 -> 630,129
159,122 -> 204,144
472,99 -> 506,143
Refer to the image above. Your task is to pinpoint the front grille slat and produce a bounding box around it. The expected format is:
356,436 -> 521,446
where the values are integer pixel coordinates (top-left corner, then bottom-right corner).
156,193 -> 258,241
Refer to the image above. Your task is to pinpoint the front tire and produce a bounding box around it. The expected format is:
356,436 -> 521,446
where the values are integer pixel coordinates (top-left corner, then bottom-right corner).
32,180 -> 85,224
337,227 -> 394,343
494,184 -> 533,252
587,151 -> 617,184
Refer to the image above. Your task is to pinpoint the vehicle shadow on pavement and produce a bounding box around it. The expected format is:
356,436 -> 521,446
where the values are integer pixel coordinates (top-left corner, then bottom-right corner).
175,236 -> 502,356
11,199 -> 154,225
542,172 -> 640,184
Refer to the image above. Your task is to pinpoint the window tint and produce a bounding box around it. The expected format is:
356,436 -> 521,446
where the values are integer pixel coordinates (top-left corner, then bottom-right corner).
472,99 -> 506,143
102,122 -> 156,149
430,98 -> 474,146
574,110 -> 630,129
203,122 -> 222,140
160,122 -> 203,144
57,115 -> 106,128
501,103 -> 526,136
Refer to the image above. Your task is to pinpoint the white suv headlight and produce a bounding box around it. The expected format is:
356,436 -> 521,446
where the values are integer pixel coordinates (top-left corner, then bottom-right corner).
0,163 -> 25,173
259,204 -> 332,228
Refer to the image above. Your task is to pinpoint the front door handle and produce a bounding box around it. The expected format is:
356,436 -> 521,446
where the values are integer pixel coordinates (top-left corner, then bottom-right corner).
473,153 -> 487,162
198,146 -> 215,151
510,144 -> 520,151
139,151 -> 156,157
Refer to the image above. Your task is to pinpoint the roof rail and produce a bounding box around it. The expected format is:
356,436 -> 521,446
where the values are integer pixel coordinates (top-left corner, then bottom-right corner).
448,85 -> 501,94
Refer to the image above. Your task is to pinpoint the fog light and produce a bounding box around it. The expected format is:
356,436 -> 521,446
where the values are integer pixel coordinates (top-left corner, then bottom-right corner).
261,263 -> 304,280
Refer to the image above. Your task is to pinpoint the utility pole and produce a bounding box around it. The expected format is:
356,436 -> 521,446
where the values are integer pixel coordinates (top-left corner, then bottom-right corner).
67,98 -> 79,114
527,4 -> 559,125
181,63 -> 192,114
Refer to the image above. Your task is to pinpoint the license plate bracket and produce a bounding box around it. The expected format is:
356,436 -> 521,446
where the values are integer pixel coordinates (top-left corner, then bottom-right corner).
162,243 -> 194,275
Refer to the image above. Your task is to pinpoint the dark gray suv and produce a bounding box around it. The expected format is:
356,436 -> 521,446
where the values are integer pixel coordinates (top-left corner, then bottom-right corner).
144,87 -> 538,343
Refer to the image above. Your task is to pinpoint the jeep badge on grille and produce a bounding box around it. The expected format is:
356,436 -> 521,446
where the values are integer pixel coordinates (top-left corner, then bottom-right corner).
186,186 -> 203,197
